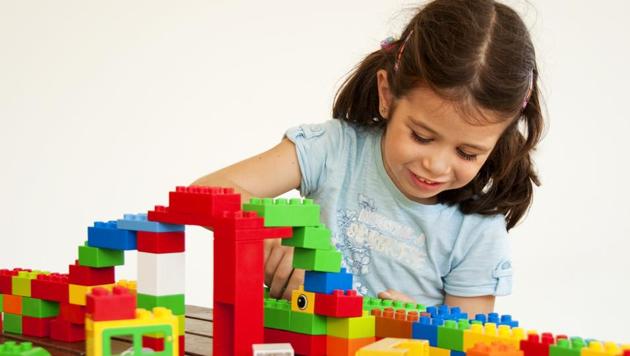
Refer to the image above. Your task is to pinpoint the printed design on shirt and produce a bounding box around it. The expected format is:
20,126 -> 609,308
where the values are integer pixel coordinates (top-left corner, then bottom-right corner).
335,193 -> 428,295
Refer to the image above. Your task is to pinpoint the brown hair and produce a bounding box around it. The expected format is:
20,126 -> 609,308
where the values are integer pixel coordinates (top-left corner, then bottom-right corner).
333,0 -> 543,230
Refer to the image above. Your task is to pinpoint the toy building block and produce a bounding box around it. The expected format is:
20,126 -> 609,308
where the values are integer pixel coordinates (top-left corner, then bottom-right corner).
0,269 -> 31,294
3,313 -> 23,334
365,299 -> 427,315
327,311 -> 376,339
467,342 -> 523,356
115,280 -> 137,295
117,213 -> 185,233
549,338 -> 587,356
3,294 -> 23,314
68,261 -> 115,286
304,267 -> 353,294
264,298 -> 292,330
137,231 -> 185,253
50,317 -> 85,342
282,224 -> 333,249
22,297 -> 59,318
12,271 -> 47,297
437,319 -> 471,351
412,316 -> 445,347
0,341 -> 51,356
327,335 -> 376,356
289,309 -> 327,335
315,289 -> 363,317
213,211 -> 293,242
463,322 -> 520,351
137,252 -> 185,296
356,338 -> 430,356
142,335 -> 165,352
213,238 -> 264,305
87,221 -> 137,250
69,283 -> 114,306
429,346 -> 451,356
78,242 -> 125,268
293,247 -> 342,272
291,285 -> 316,314
0,293 -> 3,312
22,315 -> 55,337
425,305 -> 467,321
520,332 -> 556,356
30,273 -> 69,303
86,286 -> 136,321
60,303 -> 86,324
473,313 -> 519,328
243,197 -> 320,227
373,308 -> 420,339
264,327 -> 327,356
252,343 -> 295,356
137,293 -> 185,316
581,341 -> 622,356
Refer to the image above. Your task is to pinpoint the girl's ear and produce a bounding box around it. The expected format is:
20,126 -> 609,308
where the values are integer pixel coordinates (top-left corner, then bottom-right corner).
376,69 -> 393,119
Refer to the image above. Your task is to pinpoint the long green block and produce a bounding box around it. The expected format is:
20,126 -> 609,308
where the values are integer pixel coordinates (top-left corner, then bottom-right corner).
437,319 -> 470,351
550,338 -> 586,356
327,312 -> 375,338
363,297 -> 426,314
264,298 -> 292,330
282,224 -> 333,250
0,341 -> 51,356
3,313 -> 23,334
22,297 -> 60,318
12,271 -> 46,297
293,248 -> 341,272
289,311 -> 327,335
243,198 -> 320,227
137,293 -> 185,316
78,242 -> 125,267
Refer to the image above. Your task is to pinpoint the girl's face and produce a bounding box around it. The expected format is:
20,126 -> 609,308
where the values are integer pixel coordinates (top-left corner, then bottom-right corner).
377,70 -> 510,204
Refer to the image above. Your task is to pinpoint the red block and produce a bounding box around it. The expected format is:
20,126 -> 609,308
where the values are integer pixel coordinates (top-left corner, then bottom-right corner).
213,238 -> 263,304
314,289 -> 363,317
179,335 -> 185,356
0,268 -> 29,294
168,186 -> 241,216
50,317 -> 85,342
264,328 -> 327,355
22,316 -> 54,337
68,261 -> 115,286
137,231 -> 185,253
143,335 -> 165,351
86,286 -> 136,321
60,303 -> 86,324
214,211 -> 293,241
31,273 -> 69,303
148,206 -> 216,227
520,332 -> 556,356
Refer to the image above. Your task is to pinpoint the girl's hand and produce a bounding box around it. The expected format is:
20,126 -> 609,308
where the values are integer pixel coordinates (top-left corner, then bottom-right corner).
378,289 -> 415,303
264,238 -> 305,300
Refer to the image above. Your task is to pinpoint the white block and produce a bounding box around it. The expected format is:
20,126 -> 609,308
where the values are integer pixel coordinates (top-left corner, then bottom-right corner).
137,251 -> 185,295
252,343 -> 294,356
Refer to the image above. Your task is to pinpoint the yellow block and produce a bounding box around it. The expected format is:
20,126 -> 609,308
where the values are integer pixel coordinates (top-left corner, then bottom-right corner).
291,285 -> 315,314
357,338 -> 430,356
86,307 -> 178,356
69,283 -> 115,306
115,280 -> 137,295
582,341 -> 622,356
429,346 -> 451,356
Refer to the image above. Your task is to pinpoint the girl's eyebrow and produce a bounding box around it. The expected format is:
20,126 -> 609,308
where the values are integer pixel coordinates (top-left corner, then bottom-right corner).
408,115 -> 491,152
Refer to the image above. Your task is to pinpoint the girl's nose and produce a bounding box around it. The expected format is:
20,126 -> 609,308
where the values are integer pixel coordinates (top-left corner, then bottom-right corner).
421,150 -> 451,176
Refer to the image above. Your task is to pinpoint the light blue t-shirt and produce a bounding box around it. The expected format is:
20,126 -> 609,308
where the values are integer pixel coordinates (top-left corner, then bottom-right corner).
285,119 -> 513,306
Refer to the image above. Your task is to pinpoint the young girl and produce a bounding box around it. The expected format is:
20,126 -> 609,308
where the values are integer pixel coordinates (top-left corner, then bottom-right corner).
194,0 -> 542,317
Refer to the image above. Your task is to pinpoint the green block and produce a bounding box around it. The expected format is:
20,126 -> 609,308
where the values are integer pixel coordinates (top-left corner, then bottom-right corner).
102,324 -> 175,356
0,294 -> 3,312
78,242 -> 125,267
327,313 -> 375,338
137,293 -> 185,315
243,197 -> 320,227
3,313 -> 23,334
11,271 -> 46,297
550,338 -> 586,356
22,297 -> 60,318
293,248 -> 341,272
0,341 -> 51,356
289,311 -> 327,335
437,319 -> 470,351
282,224 -> 333,250
264,298 -> 292,330
363,297 -> 426,314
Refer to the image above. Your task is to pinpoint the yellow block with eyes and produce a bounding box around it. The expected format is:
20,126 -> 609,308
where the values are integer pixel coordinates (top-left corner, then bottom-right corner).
291,285 -> 315,314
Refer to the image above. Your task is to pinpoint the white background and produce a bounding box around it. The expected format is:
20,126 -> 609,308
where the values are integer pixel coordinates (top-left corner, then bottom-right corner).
1,0 -> 629,342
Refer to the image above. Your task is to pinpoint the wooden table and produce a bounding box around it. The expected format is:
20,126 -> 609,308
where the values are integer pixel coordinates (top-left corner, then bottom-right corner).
0,306 -> 213,356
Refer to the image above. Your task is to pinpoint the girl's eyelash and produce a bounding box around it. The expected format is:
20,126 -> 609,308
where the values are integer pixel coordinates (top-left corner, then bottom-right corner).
412,132 -> 432,143
412,132 -> 478,161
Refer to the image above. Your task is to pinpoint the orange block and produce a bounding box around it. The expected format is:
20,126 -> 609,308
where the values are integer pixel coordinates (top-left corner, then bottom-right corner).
3,294 -> 23,314
373,308 -> 419,339
467,342 -> 523,356
327,335 -> 376,356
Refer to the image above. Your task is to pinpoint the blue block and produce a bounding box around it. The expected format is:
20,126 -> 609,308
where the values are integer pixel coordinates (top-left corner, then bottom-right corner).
412,316 -> 443,346
303,268 -> 353,294
116,213 -> 185,233
471,313 -> 518,328
452,351 -> 466,356
88,221 -> 137,250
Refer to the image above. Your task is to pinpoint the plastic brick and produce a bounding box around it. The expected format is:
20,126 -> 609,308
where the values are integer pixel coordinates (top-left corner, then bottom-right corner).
293,247 -> 342,272
304,268 -> 353,294
87,221 -> 137,250
22,297 -> 59,318
78,242 -> 125,267
117,213 -> 185,232
282,224 -> 333,250
243,197 -> 320,227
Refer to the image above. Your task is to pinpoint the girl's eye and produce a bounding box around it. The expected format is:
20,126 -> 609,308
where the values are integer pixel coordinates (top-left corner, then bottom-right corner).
457,148 -> 477,161
412,132 -> 432,144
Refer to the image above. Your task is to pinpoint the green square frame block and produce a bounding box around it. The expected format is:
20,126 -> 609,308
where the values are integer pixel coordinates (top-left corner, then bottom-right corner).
3,313 -> 23,334
137,293 -> 185,316
437,319 -> 470,351
78,242 -> 125,267
102,324 -> 175,356
289,311 -> 327,335
282,224 -> 333,250
22,297 -> 60,318
293,248 -> 342,272
12,271 -> 48,297
0,341 -> 51,356
327,312 -> 375,339
264,298 -> 292,330
243,197 -> 320,227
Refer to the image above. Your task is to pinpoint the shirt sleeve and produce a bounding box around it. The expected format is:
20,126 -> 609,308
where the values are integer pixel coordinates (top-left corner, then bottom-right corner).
284,119 -> 345,197
443,215 -> 513,297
